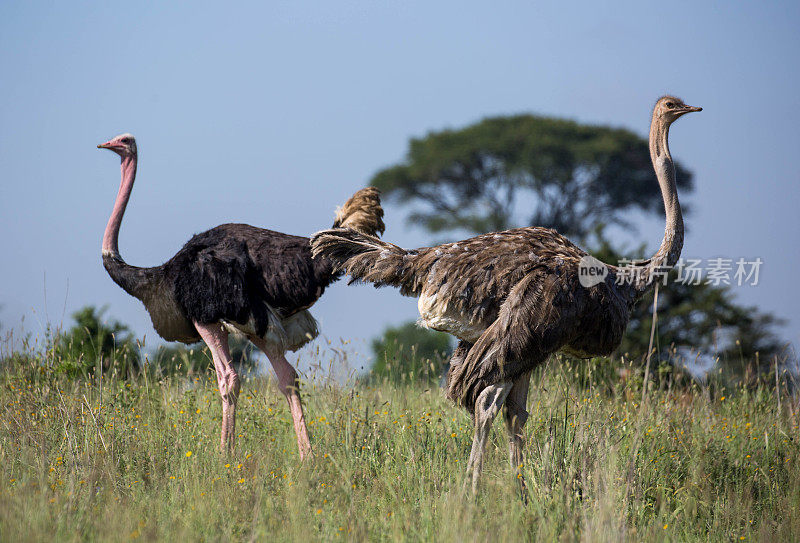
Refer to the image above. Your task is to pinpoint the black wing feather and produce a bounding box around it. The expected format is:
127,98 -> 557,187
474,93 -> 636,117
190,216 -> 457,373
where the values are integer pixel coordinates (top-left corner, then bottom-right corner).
169,224 -> 337,334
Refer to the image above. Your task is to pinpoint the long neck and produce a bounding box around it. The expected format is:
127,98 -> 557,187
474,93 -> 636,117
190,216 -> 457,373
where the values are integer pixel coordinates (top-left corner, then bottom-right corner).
103,155 -> 137,257
102,154 -> 151,298
631,116 -> 684,292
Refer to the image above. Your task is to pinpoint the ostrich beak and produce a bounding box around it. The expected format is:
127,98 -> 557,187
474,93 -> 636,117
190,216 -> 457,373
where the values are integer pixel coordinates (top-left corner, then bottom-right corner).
682,105 -> 703,113
97,141 -> 112,149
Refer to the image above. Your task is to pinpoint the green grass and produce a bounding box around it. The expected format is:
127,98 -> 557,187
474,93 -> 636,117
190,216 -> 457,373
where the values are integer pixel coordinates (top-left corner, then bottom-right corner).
0,349 -> 798,542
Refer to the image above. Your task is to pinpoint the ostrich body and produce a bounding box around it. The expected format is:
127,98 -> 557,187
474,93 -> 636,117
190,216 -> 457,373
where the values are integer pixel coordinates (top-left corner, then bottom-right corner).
311,97 -> 701,493
98,134 -> 384,457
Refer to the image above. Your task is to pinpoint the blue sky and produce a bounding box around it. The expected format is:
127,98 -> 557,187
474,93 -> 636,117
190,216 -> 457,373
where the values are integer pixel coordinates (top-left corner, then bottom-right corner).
1,1 -> 798,370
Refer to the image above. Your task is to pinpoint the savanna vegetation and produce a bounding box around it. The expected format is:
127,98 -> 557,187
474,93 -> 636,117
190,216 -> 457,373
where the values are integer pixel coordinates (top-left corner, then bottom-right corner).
1,338 -> 798,541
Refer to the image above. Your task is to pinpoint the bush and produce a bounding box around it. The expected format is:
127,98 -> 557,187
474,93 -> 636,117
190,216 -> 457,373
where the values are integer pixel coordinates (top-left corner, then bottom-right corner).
149,335 -> 258,377
370,321 -> 452,384
48,306 -> 140,378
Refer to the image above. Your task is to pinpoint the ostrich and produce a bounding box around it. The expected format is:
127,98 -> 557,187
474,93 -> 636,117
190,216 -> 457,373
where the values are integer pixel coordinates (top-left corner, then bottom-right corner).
97,133 -> 385,458
311,96 -> 701,493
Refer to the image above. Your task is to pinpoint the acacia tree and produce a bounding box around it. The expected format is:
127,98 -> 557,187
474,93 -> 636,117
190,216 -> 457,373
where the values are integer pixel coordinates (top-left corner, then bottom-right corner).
372,114 -> 693,239
370,114 -> 785,371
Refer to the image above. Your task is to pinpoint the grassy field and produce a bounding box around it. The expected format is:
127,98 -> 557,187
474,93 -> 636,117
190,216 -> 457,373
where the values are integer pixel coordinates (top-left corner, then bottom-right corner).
0,347 -> 798,542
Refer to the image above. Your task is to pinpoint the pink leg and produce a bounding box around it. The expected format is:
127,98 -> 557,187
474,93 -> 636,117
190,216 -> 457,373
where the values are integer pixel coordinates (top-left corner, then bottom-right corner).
194,322 -> 240,452
249,336 -> 312,460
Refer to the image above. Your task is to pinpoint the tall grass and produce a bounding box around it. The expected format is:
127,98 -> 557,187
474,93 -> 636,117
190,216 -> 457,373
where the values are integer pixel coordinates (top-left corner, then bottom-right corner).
0,344 -> 798,542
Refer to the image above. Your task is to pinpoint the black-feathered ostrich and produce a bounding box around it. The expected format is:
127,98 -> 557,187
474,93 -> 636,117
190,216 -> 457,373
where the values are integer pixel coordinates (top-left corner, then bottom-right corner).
312,97 -> 701,492
97,133 -> 384,458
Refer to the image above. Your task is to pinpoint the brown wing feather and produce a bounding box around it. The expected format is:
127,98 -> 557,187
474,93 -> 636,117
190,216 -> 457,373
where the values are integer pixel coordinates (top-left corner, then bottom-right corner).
445,261 -> 634,411
412,228 -> 586,332
446,267 -> 585,412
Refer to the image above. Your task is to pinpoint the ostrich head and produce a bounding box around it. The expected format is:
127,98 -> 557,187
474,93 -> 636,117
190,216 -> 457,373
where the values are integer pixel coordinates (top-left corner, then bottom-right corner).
97,133 -> 137,157
653,96 -> 702,124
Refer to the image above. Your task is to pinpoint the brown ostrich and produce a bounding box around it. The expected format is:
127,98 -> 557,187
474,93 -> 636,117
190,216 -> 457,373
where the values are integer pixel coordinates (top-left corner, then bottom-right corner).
311,96 -> 701,493
97,133 -> 384,458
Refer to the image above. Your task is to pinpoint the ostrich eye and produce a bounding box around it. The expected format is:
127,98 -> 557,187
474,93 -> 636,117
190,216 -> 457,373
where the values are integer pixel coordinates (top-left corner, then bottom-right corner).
666,102 -> 674,108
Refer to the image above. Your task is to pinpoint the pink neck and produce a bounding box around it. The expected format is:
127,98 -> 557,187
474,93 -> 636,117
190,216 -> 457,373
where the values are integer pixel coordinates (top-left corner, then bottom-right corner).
102,155 -> 137,257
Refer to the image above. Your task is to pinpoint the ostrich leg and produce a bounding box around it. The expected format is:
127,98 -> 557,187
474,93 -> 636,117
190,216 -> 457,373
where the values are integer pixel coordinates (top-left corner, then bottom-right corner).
194,322 -> 241,451
504,370 -> 532,503
465,382 -> 512,494
249,337 -> 313,460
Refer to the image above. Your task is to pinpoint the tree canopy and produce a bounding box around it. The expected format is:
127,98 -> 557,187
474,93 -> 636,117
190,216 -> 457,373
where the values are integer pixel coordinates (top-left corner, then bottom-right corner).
372,114 -> 693,239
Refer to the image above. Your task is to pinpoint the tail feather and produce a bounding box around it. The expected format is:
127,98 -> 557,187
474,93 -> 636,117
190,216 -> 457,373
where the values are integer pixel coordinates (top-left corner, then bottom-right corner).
332,187 -> 385,237
310,229 -> 421,296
